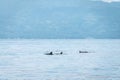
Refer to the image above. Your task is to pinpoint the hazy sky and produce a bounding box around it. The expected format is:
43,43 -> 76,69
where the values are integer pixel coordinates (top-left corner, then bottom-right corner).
0,0 -> 120,39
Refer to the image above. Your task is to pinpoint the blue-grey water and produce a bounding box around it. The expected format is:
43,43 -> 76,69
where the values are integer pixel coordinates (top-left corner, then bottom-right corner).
0,39 -> 120,80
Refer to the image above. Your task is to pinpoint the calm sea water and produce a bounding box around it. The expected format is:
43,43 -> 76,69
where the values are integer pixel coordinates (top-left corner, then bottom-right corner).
0,39 -> 120,80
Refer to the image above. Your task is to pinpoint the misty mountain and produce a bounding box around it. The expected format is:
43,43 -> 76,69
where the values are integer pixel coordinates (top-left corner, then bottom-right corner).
0,0 -> 120,39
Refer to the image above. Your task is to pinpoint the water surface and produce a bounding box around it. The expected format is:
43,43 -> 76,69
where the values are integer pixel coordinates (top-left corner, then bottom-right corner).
0,39 -> 120,80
